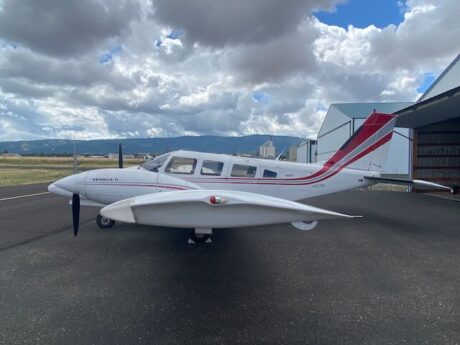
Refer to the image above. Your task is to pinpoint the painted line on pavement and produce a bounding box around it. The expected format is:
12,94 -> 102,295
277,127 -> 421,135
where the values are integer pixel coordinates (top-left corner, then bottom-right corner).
0,191 -> 50,202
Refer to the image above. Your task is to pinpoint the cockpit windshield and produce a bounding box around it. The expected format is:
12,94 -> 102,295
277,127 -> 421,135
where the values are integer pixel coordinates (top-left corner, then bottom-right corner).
142,153 -> 170,172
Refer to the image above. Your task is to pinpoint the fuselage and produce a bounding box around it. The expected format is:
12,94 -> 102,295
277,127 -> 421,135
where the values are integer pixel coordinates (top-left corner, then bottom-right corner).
143,150 -> 377,200
50,150 -> 379,206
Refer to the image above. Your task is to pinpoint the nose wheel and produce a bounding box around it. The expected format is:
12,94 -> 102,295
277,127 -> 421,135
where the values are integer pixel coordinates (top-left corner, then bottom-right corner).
96,214 -> 115,229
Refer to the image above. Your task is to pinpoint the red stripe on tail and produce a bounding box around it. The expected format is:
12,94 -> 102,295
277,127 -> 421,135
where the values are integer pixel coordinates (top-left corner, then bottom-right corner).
323,112 -> 395,168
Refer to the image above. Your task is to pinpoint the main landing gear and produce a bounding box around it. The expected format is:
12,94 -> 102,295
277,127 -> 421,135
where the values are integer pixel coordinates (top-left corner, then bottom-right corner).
96,214 -> 115,229
95,215 -> 211,243
188,228 -> 212,244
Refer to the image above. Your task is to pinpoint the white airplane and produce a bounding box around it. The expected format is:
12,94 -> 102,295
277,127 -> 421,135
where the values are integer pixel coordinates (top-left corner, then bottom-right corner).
48,112 -> 452,242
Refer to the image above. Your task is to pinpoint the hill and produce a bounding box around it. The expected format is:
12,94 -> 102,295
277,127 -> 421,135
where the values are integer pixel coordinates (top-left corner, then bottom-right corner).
0,135 -> 303,155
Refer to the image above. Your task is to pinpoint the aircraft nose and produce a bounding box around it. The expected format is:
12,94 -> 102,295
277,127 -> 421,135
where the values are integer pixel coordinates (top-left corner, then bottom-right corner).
48,182 -> 74,197
54,174 -> 82,194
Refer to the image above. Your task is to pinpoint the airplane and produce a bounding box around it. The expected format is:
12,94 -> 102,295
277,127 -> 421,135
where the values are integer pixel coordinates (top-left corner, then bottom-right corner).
48,112 -> 453,243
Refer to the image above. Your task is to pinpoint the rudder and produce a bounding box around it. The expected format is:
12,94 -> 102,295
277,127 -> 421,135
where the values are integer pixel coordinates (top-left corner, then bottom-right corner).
324,112 -> 396,172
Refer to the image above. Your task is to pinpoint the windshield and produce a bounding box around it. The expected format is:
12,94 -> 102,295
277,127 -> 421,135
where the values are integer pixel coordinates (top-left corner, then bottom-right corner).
142,153 -> 170,172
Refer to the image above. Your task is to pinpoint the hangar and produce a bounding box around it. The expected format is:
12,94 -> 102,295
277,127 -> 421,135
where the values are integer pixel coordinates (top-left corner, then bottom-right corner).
396,54 -> 460,193
316,102 -> 413,174
313,53 -> 460,192
297,139 -> 317,163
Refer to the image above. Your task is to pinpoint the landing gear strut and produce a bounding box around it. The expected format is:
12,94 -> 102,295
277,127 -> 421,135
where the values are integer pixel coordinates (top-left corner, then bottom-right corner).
188,228 -> 212,244
96,214 -> 115,229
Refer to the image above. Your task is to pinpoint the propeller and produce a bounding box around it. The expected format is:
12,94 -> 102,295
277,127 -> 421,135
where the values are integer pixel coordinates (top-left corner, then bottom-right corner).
71,132 -> 80,236
69,142 -> 120,236
72,193 -> 80,236
118,143 -> 123,169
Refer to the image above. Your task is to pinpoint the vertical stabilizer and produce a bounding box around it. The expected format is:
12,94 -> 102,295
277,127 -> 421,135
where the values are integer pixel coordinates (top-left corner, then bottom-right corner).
324,112 -> 396,172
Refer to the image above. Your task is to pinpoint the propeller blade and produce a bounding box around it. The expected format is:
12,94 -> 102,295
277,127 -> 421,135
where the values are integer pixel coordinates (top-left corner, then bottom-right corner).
118,143 -> 123,169
72,193 -> 80,236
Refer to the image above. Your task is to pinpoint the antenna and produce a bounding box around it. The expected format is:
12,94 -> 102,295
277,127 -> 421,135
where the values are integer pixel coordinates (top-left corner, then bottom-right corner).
276,147 -> 287,161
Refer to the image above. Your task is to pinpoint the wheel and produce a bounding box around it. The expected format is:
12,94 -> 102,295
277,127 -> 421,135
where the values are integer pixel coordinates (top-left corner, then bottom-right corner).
96,214 -> 115,229
190,231 -> 211,243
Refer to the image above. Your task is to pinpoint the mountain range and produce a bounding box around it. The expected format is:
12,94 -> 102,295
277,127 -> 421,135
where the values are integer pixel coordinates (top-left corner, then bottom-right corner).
0,135 -> 304,155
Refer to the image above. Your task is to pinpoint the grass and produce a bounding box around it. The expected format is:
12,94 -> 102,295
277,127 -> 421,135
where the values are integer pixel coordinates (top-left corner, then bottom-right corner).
0,168 -> 73,187
0,156 -> 144,187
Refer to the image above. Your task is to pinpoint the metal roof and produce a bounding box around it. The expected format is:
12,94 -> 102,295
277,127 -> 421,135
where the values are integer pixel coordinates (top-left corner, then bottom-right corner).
418,53 -> 460,102
395,53 -> 460,128
395,85 -> 460,128
332,102 -> 414,119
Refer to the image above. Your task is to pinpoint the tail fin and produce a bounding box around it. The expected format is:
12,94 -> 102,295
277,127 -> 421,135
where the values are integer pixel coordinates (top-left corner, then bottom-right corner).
324,112 -> 396,172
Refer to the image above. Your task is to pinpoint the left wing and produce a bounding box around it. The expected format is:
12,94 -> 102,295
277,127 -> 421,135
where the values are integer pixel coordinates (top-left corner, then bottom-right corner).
100,190 -> 359,230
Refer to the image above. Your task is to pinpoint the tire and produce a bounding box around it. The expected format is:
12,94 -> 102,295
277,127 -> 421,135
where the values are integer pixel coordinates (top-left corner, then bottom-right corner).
190,231 -> 211,243
96,214 -> 115,229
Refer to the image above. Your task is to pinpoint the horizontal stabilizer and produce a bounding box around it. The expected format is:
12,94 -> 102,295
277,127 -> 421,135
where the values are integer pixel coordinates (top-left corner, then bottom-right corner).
365,176 -> 453,192
100,190 -> 357,229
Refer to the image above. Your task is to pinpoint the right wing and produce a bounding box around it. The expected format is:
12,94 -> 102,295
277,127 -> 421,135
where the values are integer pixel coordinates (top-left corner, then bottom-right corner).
100,189 -> 360,230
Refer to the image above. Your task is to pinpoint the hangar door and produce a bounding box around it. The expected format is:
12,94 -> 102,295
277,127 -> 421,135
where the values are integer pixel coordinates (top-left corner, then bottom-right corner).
413,117 -> 460,190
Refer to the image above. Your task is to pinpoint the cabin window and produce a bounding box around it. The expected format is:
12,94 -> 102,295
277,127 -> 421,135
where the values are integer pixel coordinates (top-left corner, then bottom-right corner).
165,157 -> 197,174
263,169 -> 277,178
231,164 -> 257,177
201,160 -> 224,176
142,153 -> 170,172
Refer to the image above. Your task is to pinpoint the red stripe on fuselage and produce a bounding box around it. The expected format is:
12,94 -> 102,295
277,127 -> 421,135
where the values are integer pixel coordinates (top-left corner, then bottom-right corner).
84,183 -> 188,190
185,131 -> 393,186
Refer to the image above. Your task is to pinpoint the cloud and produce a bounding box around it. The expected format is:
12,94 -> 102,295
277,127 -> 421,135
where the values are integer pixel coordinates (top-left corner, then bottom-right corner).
0,0 -> 459,142
228,21 -> 319,84
151,0 -> 343,47
0,0 -> 140,57
0,48 -> 134,90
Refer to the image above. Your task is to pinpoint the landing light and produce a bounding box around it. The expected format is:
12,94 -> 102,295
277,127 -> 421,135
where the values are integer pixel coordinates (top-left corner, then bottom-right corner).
209,196 -> 226,205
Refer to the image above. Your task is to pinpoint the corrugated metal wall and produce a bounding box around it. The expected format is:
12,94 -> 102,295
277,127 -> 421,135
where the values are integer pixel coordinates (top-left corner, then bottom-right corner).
414,117 -> 460,189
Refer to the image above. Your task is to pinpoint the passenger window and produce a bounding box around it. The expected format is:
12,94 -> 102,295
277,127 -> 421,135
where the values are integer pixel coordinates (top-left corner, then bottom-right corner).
165,157 -> 197,174
201,160 -> 224,176
231,164 -> 257,177
263,169 -> 277,178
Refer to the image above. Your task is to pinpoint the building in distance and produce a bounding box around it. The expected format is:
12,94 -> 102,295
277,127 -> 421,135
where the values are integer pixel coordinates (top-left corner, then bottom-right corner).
259,136 -> 276,159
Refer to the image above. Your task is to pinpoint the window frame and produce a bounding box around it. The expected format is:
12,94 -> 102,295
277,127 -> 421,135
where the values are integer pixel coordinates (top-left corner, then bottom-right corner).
230,164 -> 257,178
164,156 -> 197,175
200,160 -> 224,176
263,169 -> 278,178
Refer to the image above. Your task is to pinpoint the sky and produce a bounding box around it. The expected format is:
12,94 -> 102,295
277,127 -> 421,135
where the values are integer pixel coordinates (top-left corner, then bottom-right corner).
0,0 -> 459,141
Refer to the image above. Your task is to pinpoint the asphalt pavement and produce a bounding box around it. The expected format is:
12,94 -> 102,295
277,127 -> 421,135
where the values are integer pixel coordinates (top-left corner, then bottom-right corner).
0,183 -> 459,345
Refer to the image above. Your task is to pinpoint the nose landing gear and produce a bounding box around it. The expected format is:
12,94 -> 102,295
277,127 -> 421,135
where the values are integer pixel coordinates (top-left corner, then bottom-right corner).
96,214 -> 115,229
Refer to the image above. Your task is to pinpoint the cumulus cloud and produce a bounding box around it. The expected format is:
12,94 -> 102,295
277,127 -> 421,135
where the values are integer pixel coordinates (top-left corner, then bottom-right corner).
0,0 -> 459,141
151,0 -> 343,47
0,0 -> 140,57
0,48 -> 134,90
228,21 -> 319,84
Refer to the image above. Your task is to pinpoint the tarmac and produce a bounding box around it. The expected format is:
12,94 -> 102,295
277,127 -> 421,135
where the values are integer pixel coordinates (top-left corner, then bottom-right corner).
0,183 -> 459,345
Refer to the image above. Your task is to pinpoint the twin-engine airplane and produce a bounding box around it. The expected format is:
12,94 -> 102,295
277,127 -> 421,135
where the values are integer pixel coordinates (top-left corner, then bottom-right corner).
48,112 -> 452,242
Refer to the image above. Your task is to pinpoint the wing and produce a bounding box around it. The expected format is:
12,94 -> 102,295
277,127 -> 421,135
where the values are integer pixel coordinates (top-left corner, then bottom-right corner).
100,189 -> 360,230
364,176 -> 454,193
